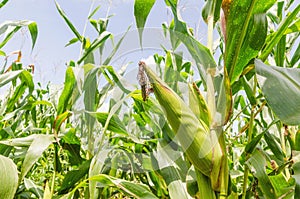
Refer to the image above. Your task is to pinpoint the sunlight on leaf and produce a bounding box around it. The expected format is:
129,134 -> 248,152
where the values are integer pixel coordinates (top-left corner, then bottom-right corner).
0,155 -> 18,199
20,134 -> 54,181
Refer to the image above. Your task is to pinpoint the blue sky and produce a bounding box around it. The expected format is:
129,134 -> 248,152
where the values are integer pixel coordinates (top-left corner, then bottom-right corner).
0,0 -> 206,84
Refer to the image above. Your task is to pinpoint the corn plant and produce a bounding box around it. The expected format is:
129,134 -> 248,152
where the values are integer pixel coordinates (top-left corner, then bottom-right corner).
0,0 -> 300,198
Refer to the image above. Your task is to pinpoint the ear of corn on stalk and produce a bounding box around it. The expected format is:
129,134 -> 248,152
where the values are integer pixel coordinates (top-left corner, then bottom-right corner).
140,61 -> 224,191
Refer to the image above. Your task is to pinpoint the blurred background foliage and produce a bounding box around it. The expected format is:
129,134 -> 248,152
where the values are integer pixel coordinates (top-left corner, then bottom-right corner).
0,0 -> 299,198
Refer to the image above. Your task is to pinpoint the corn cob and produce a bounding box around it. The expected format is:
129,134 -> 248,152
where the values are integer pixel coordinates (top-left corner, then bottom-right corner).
140,61 -> 223,190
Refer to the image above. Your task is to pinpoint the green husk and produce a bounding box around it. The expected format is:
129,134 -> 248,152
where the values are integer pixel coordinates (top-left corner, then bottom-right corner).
188,82 -> 212,127
143,63 -> 223,190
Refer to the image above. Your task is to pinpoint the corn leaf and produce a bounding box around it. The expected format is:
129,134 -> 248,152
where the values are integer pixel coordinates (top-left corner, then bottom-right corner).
224,0 -> 275,82
255,59 -> 300,125
293,158 -> 300,197
202,0 -> 222,24
89,112 -> 127,135
269,173 -> 295,198
0,155 -> 18,199
55,1 -> 82,42
152,142 -> 191,198
290,40 -> 300,67
77,31 -> 111,64
165,0 -> 217,82
89,149 -> 111,199
57,67 -> 76,115
284,18 -> 300,35
246,149 -> 276,199
0,0 -> 9,9
24,178 -> 43,198
134,0 -> 156,46
28,22 -> 38,50
89,174 -> 159,199
260,4 -> 300,61
0,134 -> 37,147
0,20 -> 37,49
59,160 -> 91,194
20,134 -> 54,181
0,70 -> 22,87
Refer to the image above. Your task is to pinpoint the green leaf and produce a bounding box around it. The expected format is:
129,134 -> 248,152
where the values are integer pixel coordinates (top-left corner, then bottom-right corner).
0,26 -> 21,49
264,131 -> 285,163
65,37 -> 79,47
295,131 -> 300,151
103,25 -> 131,65
28,22 -> 38,50
20,134 -> 54,181
293,159 -> 300,197
152,143 -> 192,198
88,5 -> 101,19
195,169 -> 216,199
201,0 -> 222,24
57,67 -> 76,115
284,18 -> 300,34
186,167 -> 198,197
0,20 -> 37,49
5,70 -> 34,112
20,70 -> 34,93
245,132 -> 264,154
77,31 -> 111,64
290,40 -> 300,67
0,50 -> 5,56
0,134 -> 37,147
245,119 -> 278,154
55,1 -> 82,42
0,70 -> 23,87
269,173 -> 295,198
134,0 -> 156,46
0,0 -> 9,9
89,149 -> 111,199
225,0 -> 275,82
103,65 -> 130,94
0,20 -> 34,35
165,0 -> 217,82
53,111 -> 72,133
24,178 -> 43,198
232,13 -> 268,82
275,35 -> 286,67
241,76 -> 256,106
260,4 -> 300,61
246,149 -> 276,199
89,174 -> 159,199
89,112 -> 127,135
255,59 -> 300,125
168,180 -> 192,199
59,160 -> 91,194
0,155 -> 18,199
82,64 -> 98,143
216,68 -> 232,125
6,82 -> 27,112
